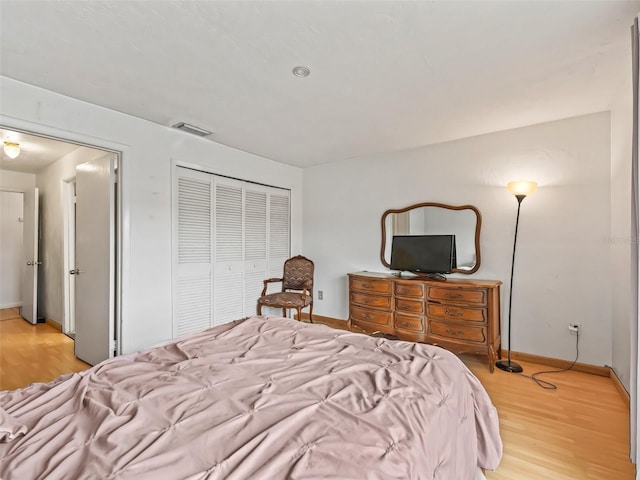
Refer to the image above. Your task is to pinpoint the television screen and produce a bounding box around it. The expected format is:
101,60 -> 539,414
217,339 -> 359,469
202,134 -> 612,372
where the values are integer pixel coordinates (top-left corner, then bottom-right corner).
390,235 -> 457,274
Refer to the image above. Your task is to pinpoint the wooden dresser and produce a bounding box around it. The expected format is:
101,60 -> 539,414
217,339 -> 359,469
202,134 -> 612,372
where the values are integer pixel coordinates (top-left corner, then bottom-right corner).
348,272 -> 502,372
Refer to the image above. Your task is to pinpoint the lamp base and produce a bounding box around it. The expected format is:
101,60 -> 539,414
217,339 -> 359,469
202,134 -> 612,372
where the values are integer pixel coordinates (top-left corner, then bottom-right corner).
495,359 -> 523,373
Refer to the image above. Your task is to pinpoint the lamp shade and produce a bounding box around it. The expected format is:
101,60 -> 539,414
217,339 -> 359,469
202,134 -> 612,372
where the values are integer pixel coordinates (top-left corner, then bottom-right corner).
507,180 -> 537,197
3,142 -> 20,159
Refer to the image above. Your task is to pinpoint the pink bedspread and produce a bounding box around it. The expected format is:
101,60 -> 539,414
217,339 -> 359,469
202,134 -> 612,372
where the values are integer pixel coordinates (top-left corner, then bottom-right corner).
0,316 -> 501,480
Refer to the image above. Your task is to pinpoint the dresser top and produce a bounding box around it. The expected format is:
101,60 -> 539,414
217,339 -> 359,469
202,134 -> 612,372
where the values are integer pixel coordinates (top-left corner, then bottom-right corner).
348,271 -> 502,287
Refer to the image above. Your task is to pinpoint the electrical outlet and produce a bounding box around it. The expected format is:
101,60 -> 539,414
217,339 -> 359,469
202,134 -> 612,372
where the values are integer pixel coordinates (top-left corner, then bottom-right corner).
318,290 -> 324,300
568,323 -> 581,335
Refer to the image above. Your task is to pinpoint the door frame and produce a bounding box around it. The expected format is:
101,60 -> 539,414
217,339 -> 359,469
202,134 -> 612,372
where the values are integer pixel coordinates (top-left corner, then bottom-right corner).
0,119 -> 127,355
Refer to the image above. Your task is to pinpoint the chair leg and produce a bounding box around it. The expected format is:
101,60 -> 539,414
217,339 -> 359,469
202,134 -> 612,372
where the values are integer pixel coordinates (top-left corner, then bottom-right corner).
257,303 -> 262,316
282,308 -> 286,318
308,303 -> 313,323
296,307 -> 302,321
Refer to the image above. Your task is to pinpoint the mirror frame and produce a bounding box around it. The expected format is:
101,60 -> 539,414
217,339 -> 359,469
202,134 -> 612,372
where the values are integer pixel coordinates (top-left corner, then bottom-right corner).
380,202 -> 482,274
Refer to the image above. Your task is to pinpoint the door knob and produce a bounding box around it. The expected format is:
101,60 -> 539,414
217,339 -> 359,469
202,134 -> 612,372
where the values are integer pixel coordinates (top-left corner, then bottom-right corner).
69,269 -> 80,275
26,261 -> 33,266
35,261 -> 42,265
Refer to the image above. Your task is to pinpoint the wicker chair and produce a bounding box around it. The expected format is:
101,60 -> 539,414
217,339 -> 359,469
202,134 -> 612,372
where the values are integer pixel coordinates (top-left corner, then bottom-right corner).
257,255 -> 314,322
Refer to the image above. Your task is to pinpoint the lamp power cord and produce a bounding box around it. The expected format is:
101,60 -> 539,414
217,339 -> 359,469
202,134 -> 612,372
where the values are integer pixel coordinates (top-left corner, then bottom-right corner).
516,331 -> 580,390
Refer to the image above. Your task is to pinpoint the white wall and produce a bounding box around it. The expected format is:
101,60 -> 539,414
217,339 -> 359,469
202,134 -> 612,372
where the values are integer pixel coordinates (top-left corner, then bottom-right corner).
611,72 -> 633,392
304,112 -> 612,366
0,169 -> 35,191
36,146 -> 104,325
0,76 -> 303,355
0,191 -> 23,308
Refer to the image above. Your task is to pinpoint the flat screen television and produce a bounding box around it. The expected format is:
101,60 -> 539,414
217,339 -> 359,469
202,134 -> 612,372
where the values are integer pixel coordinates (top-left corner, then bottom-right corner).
390,234 -> 457,275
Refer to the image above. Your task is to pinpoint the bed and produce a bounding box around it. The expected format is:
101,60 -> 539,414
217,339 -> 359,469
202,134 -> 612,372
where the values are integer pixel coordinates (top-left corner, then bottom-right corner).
0,316 -> 502,479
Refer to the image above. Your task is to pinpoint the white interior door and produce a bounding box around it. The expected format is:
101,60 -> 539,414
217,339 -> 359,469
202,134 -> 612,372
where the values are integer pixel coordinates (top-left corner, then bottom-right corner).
20,187 -> 39,324
63,180 -> 76,335
0,191 -> 24,309
74,154 -> 115,365
213,179 -> 244,324
174,169 -> 213,337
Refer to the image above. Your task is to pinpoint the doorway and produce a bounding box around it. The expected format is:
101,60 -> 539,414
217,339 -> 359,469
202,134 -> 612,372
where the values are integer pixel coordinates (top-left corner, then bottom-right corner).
0,126 -> 121,366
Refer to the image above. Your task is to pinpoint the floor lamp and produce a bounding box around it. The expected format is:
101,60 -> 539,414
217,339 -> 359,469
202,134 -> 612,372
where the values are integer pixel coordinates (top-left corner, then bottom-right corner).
496,180 -> 538,373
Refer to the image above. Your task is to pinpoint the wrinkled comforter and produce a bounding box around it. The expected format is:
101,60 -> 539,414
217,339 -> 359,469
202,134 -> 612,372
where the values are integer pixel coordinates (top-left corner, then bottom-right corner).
0,316 -> 502,480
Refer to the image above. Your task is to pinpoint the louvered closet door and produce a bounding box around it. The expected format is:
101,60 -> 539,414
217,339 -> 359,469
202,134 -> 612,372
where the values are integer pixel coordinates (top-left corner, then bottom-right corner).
213,178 -> 245,324
244,188 -> 268,316
174,167 -> 291,332
174,169 -> 213,336
268,191 -> 291,290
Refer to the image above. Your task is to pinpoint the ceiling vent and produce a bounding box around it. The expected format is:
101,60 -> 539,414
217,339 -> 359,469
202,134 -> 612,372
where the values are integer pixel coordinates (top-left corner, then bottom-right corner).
172,122 -> 213,137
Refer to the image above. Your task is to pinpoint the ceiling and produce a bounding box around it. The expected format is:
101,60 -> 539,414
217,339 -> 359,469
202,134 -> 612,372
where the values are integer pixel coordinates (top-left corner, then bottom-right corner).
0,129 -> 80,174
0,1 -> 638,168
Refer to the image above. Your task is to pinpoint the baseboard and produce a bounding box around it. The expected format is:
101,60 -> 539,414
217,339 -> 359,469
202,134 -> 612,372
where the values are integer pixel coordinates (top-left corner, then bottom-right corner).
609,368 -> 630,409
297,313 -> 348,328
0,303 -> 22,309
45,318 -> 62,332
500,349 -> 610,377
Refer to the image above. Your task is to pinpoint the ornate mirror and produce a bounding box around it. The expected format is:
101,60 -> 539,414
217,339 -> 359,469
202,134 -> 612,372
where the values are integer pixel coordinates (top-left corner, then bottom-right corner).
381,202 -> 482,274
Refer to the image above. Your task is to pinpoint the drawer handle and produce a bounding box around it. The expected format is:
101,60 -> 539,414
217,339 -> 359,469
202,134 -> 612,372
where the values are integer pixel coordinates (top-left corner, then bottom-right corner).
362,313 -> 375,320
400,321 -> 415,328
444,309 -> 463,317
444,293 -> 463,299
363,298 -> 374,304
445,328 -> 465,336
398,288 -> 413,294
362,283 -> 374,289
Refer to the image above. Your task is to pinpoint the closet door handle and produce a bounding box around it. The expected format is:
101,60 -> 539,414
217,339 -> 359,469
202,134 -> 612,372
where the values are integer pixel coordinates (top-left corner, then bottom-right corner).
69,269 -> 80,275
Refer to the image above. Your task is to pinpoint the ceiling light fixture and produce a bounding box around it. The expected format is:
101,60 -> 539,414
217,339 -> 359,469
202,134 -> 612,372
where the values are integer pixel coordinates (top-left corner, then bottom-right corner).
172,122 -> 213,137
3,141 -> 20,159
292,66 -> 310,78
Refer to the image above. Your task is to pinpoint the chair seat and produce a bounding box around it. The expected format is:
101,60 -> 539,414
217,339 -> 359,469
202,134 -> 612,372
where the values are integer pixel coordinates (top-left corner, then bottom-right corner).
258,292 -> 311,308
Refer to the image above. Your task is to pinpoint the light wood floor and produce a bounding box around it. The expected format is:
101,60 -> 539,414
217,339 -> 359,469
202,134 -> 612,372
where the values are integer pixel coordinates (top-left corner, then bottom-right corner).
0,310 -> 634,479
0,307 -> 90,390
466,356 -> 633,480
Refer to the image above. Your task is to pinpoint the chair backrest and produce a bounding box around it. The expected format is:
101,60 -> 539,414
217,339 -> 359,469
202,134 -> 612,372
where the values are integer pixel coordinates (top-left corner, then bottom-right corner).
282,255 -> 314,292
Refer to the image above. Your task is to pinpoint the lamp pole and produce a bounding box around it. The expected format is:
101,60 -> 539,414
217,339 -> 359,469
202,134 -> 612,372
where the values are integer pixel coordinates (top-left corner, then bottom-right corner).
496,194 -> 525,373
496,180 -> 537,373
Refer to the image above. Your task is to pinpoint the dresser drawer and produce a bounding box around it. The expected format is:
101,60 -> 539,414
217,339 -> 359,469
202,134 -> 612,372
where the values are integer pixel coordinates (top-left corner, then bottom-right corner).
427,304 -> 486,323
427,287 -> 486,305
351,292 -> 392,310
350,306 -> 392,326
351,278 -> 392,295
428,321 -> 487,344
394,314 -> 425,333
395,282 -> 424,298
395,298 -> 425,314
